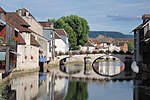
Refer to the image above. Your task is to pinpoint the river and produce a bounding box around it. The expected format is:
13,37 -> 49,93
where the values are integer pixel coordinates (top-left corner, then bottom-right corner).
0,72 -> 146,100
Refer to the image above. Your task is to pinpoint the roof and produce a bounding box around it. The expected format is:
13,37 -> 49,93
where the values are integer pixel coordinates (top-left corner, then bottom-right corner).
54,32 -> 61,39
55,29 -> 67,36
6,12 -> 30,27
84,40 -> 94,47
96,35 -> 113,43
113,38 -> 134,42
17,33 -> 26,45
0,7 -> 6,14
39,21 -> 54,27
16,8 -> 35,19
89,38 -> 101,44
6,21 -> 31,33
30,34 -> 40,47
133,19 -> 150,31
142,14 -> 150,19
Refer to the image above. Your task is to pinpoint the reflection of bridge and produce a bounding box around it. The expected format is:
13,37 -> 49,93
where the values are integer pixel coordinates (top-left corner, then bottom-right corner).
47,53 -> 134,81
58,54 -> 133,64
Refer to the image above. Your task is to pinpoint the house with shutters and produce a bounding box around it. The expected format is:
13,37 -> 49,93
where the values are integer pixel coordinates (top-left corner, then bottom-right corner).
5,12 -> 40,70
0,7 -> 20,76
16,8 -> 51,63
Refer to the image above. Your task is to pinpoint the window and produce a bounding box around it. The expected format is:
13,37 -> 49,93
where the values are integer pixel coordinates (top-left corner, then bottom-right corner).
15,30 -> 18,37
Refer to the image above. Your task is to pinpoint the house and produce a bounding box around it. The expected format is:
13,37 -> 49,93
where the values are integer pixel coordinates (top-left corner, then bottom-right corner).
55,29 -> 69,53
0,8 -> 19,75
6,12 -> 40,70
113,42 -> 128,52
133,14 -> 150,74
80,39 -> 95,52
16,8 -> 51,63
39,21 -> 55,59
54,32 -> 66,54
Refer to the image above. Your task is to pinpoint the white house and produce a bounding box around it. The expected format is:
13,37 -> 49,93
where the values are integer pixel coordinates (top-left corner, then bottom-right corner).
54,32 -> 67,53
16,8 -> 51,62
6,12 -> 40,70
80,39 -> 95,52
55,29 -> 69,53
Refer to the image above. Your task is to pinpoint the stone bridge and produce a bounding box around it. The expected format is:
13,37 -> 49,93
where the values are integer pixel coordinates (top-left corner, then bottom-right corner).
57,53 -> 133,65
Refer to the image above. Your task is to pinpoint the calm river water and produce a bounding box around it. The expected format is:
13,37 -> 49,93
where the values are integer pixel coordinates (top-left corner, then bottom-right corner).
0,72 -> 140,100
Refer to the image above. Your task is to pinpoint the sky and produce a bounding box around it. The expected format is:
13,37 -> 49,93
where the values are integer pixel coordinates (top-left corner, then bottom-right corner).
0,0 -> 150,34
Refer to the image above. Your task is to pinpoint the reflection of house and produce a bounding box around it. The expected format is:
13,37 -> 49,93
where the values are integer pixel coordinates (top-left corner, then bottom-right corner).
11,73 -> 39,100
133,14 -> 150,74
0,8 -> 18,75
55,29 -> 69,53
6,12 -> 40,70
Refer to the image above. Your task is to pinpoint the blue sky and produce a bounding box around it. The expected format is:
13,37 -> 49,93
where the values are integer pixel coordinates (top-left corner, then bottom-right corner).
0,0 -> 150,34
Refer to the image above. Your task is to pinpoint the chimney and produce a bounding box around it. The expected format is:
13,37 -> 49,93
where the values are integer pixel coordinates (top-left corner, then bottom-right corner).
16,9 -> 22,16
142,14 -> 150,22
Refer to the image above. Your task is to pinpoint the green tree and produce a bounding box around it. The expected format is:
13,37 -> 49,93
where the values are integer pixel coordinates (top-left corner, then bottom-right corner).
127,42 -> 134,52
49,15 -> 90,50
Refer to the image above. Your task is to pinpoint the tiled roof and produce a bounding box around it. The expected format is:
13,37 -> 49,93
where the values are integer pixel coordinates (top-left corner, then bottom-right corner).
6,20 -> 31,33
30,34 -> 40,47
6,12 -> 30,27
39,21 -> 54,27
84,40 -> 94,47
96,35 -> 113,43
89,38 -> 101,44
113,38 -> 134,42
0,7 -> 6,13
55,29 -> 67,36
54,32 -> 61,39
17,33 -> 26,45
142,14 -> 150,19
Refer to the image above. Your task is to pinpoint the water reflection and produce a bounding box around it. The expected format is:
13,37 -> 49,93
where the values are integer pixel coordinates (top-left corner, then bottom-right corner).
65,80 -> 88,100
1,72 -> 150,100
93,56 -> 125,76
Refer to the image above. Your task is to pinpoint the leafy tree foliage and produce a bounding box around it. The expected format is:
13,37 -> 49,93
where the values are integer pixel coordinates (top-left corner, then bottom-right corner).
127,42 -> 134,52
49,15 -> 90,50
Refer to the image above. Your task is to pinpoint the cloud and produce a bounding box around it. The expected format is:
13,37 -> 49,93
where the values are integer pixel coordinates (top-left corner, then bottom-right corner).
106,15 -> 141,21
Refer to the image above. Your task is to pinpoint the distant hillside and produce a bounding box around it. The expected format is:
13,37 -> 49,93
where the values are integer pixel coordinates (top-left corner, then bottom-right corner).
88,31 -> 134,38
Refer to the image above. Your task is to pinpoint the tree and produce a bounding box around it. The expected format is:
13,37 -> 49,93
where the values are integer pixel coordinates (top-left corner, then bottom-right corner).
49,15 -> 90,50
127,42 -> 134,52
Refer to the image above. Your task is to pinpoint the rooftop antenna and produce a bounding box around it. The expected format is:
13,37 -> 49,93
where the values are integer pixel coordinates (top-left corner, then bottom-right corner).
21,0 -> 24,8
